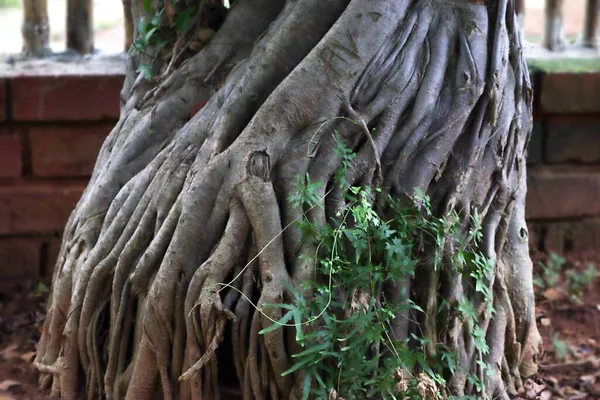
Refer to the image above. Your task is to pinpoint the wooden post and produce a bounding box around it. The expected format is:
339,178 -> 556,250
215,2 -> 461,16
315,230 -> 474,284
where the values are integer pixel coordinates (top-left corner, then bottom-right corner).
22,0 -> 50,56
67,0 -> 94,53
543,0 -> 566,51
583,0 -> 599,48
123,0 -> 133,51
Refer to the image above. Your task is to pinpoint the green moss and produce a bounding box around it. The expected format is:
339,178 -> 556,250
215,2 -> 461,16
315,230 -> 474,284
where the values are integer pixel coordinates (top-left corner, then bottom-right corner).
527,57 -> 600,73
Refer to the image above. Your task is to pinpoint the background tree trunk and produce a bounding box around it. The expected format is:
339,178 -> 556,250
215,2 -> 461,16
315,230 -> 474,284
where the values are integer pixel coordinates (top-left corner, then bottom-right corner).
35,1 -> 541,399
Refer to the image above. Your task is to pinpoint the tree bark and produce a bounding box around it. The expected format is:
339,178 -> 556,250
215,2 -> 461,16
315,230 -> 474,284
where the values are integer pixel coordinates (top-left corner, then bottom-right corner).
35,1 -> 541,399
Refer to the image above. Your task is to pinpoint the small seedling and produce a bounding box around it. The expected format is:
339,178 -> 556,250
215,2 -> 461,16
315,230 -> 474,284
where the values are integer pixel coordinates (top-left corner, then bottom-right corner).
551,333 -> 571,361
566,262 -> 598,303
533,253 -> 565,291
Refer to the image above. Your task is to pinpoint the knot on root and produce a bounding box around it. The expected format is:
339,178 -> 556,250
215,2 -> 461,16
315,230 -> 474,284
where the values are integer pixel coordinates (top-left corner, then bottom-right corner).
247,150 -> 271,182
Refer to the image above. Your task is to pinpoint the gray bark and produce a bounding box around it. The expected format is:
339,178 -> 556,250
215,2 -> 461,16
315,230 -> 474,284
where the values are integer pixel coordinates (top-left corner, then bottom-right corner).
35,1 -> 541,399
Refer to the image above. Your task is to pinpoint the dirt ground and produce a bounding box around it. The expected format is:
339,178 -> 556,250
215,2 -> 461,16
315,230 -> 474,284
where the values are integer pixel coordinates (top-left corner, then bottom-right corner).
1,251 -> 599,399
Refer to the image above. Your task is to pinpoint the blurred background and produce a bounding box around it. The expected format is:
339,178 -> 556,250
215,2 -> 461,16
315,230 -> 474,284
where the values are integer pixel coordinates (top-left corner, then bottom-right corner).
0,0 -> 124,54
0,0 -> 591,54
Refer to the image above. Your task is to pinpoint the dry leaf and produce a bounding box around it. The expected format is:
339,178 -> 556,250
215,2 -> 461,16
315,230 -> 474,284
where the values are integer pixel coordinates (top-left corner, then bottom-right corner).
580,374 -> 596,384
540,317 -> 552,327
0,344 -> 19,356
19,351 -> 36,363
0,344 -> 20,361
543,288 -> 564,301
0,394 -> 17,400
328,389 -> 344,400
416,373 -> 437,399
0,380 -> 20,391
539,390 -> 552,400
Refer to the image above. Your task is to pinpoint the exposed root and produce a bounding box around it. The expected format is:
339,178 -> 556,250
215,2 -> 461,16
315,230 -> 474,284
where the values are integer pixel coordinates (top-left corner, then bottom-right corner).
37,1 -> 537,399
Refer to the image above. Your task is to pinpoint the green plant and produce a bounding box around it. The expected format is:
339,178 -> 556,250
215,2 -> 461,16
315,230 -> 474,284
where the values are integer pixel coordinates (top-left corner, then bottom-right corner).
260,134 -> 496,399
130,0 -> 200,79
566,262 -> 598,303
0,0 -> 20,8
533,252 -> 565,290
551,334 -> 571,361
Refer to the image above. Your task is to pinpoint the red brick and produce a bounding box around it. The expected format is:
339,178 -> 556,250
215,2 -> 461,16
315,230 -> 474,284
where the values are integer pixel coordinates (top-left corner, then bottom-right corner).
0,183 -> 85,234
526,169 -> 600,219
545,117 -> 600,163
0,79 -> 6,121
0,238 -> 41,278
0,200 -> 9,234
539,219 -> 600,254
0,134 -> 22,177
10,75 -> 124,121
540,72 -> 600,114
29,124 -> 111,177
526,122 -> 543,164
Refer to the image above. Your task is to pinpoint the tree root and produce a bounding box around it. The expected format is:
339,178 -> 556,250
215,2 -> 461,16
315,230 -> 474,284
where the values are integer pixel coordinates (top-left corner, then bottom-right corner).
36,1 -> 540,399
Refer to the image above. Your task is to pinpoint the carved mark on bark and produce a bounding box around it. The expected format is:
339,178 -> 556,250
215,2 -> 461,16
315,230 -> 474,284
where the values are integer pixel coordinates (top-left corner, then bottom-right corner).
247,150 -> 271,182
368,12 -> 382,22
320,30 -> 360,77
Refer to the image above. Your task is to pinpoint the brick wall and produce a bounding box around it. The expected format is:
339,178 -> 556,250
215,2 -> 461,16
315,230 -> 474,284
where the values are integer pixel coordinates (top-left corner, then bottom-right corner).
0,70 -> 599,279
0,74 -> 123,278
527,71 -> 600,256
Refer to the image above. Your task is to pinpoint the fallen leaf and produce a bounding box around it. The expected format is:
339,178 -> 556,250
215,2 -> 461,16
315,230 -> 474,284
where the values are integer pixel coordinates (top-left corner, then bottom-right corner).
0,344 -> 18,356
0,380 -> 20,391
541,317 -> 552,326
581,374 -> 596,384
543,288 -> 564,301
0,394 -> 17,400
539,390 -> 552,400
19,351 -> 36,363
546,376 -> 559,386
0,344 -> 20,361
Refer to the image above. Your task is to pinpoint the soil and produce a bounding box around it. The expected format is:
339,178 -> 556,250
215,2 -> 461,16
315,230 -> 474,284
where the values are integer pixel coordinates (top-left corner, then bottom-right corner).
0,279 -> 51,400
1,252 -> 599,399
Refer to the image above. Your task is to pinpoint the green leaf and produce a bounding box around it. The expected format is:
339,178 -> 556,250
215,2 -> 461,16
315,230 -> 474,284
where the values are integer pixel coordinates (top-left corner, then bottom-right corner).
35,282 -> 49,294
259,311 -> 293,335
301,373 -> 312,400
293,309 -> 304,342
143,0 -> 152,14
282,355 -> 316,377
151,8 -> 164,26
291,342 -> 329,358
138,16 -> 148,37
145,27 -> 158,43
175,6 -> 196,32
136,63 -> 153,80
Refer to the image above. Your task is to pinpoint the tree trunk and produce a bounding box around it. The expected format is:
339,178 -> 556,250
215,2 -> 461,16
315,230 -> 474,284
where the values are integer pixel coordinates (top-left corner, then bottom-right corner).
35,1 -> 541,399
